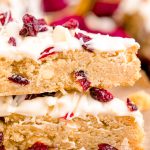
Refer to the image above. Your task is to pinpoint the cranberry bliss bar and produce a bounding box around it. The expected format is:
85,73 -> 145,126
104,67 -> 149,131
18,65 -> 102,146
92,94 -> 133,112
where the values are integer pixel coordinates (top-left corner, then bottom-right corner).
0,13 -> 141,96
0,89 -> 144,150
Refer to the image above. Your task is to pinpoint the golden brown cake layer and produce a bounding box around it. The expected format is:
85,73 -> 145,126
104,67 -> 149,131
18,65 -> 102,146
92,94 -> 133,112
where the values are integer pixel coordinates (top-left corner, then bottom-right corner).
0,47 -> 141,96
0,114 -> 144,150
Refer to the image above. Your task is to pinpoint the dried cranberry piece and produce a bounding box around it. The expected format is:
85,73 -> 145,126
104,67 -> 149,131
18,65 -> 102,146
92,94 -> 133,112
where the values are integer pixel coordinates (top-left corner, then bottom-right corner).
25,92 -> 56,100
40,47 -> 54,55
75,32 -> 93,52
75,70 -> 86,78
38,18 -> 48,32
0,13 -> 7,25
0,145 -> 5,150
90,87 -> 114,102
127,98 -> 138,112
61,112 -> 74,120
39,47 -> 56,59
75,32 -> 92,43
8,37 -> 16,46
19,14 -> 38,36
0,12 -> 12,26
78,78 -> 91,91
74,70 -> 91,91
8,74 -> 29,86
63,19 -> 79,29
19,27 -> 28,36
28,142 -> 49,150
0,132 -> 3,144
98,143 -> 118,150
19,14 -> 48,37
69,112 -> 74,118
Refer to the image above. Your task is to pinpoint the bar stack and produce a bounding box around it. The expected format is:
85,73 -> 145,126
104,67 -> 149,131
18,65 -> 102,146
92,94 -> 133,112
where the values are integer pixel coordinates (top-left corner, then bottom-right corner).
0,13 -> 144,150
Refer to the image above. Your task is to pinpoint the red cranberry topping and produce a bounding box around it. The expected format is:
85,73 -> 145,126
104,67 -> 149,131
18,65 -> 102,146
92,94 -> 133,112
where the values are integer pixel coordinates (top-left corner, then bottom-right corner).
127,98 -> 138,112
69,112 -> 74,118
8,74 -> 29,86
40,47 -> 54,55
39,47 -> 56,59
78,78 -> 91,91
8,37 -> 16,46
25,92 -> 56,100
75,32 -> 93,52
19,14 -> 39,36
61,112 -> 74,120
90,87 -> 114,102
75,32 -> 92,43
19,14 -> 48,37
0,12 -> 12,26
28,142 -> 48,150
74,70 -> 91,91
98,143 -> 118,150
0,132 -> 3,144
37,18 -> 48,32
63,19 -> 79,29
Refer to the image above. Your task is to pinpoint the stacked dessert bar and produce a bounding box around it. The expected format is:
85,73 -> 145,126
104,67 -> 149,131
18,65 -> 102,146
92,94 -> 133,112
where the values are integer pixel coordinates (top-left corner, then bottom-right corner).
0,12 -> 144,150
115,0 -> 150,78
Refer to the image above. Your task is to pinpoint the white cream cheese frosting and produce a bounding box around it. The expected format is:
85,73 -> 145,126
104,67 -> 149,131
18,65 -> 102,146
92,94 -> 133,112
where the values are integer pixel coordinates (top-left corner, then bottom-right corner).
0,93 -> 143,127
0,17 -> 139,61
